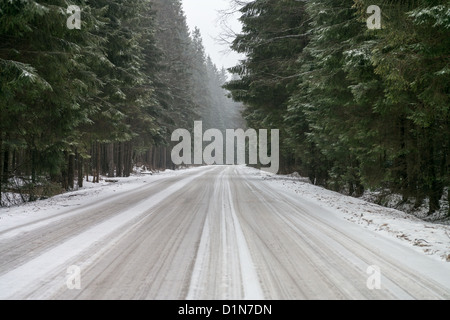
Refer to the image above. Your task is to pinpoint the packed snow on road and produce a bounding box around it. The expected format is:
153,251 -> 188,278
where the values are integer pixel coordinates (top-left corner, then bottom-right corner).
0,166 -> 449,300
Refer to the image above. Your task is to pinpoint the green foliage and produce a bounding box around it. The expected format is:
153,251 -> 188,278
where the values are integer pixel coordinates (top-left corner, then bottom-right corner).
225,0 -> 309,170
227,0 -> 449,215
0,0 -> 244,201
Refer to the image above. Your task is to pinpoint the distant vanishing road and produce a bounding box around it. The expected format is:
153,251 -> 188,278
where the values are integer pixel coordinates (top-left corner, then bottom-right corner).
0,166 -> 449,300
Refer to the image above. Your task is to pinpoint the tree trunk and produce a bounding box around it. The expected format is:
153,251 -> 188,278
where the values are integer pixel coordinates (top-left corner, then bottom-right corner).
31,149 -> 37,185
123,142 -> 132,177
427,133 -> 442,215
2,143 -> 9,184
85,149 -> 90,182
117,142 -> 123,177
147,149 -> 152,170
107,143 -> 115,177
414,194 -> 425,209
29,149 -> 38,202
90,143 -> 94,182
12,148 -> 16,177
96,142 -> 101,183
151,146 -> 156,170
162,147 -> 167,170
348,182 -> 355,197
102,143 -> 108,176
68,152 -> 75,190
77,152 -> 83,188
159,146 -> 164,169
123,143 -> 128,177
398,118 -> 409,201
61,151 -> 68,190
92,142 -> 99,183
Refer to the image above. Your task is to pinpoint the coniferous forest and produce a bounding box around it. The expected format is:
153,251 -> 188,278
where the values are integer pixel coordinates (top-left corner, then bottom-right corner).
225,0 -> 449,217
0,0 -> 449,218
0,0 -> 242,204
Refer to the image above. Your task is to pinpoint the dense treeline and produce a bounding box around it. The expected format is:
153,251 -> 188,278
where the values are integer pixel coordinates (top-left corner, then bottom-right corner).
0,0 -> 242,205
225,0 -> 449,216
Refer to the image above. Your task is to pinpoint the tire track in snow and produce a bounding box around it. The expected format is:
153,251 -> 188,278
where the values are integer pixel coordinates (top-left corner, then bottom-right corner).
224,169 -> 264,300
187,167 -> 264,300
2,166 -> 449,300
0,167 -> 216,299
238,167 -> 450,300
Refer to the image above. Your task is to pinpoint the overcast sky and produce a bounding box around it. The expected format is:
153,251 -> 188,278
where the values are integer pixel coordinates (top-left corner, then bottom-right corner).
182,0 -> 245,72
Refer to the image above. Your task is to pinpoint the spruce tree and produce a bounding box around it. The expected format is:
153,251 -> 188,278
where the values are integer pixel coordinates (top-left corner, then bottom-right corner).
225,0 -> 309,171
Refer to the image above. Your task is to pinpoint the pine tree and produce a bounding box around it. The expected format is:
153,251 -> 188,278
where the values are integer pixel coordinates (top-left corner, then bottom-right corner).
225,0 -> 309,172
0,0 -> 104,193
152,0 -> 199,133
355,0 -> 449,214
290,0 -> 377,193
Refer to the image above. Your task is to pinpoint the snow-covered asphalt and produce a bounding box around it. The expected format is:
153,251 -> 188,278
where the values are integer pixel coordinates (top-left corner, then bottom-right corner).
0,166 -> 449,300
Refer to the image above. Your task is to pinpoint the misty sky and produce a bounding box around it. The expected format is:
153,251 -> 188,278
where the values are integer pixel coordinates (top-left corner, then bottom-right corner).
182,0 -> 245,72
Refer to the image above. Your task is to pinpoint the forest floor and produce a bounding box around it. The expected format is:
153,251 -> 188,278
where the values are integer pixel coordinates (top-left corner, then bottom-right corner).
0,165 -> 449,299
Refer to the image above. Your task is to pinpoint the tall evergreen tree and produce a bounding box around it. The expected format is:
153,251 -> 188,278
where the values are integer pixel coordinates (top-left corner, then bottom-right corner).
225,0 -> 309,171
360,0 -> 449,213
152,0 -> 198,133
226,0 -> 449,215
0,0 -> 104,191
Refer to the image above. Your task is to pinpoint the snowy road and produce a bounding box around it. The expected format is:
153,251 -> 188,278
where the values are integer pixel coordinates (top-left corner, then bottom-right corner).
0,166 -> 449,300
